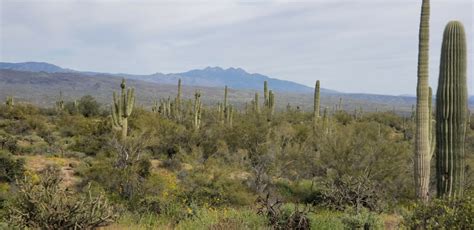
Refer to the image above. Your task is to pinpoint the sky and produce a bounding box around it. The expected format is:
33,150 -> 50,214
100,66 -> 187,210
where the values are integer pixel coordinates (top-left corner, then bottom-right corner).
0,0 -> 472,95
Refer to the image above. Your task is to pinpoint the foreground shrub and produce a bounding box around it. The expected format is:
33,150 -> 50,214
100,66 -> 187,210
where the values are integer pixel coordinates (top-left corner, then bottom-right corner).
340,207 -> 383,230
320,174 -> 382,212
402,196 -> 474,229
5,166 -> 116,229
0,151 -> 25,183
256,194 -> 312,229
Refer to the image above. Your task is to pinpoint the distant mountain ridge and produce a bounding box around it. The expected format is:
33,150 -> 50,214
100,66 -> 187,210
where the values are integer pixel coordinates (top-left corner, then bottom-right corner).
0,62 -> 334,94
0,62 -> 75,73
1,62 -> 473,112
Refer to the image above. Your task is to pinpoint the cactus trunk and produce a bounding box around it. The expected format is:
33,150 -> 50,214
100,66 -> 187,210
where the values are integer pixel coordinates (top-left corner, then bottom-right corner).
314,80 -> 320,120
414,0 -> 431,203
263,81 -> 269,107
436,21 -> 468,198
111,79 -> 135,141
193,91 -> 202,130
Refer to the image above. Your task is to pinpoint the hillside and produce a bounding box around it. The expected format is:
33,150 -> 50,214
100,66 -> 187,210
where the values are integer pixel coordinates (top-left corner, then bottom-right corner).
0,68 -> 420,113
0,62 -> 326,93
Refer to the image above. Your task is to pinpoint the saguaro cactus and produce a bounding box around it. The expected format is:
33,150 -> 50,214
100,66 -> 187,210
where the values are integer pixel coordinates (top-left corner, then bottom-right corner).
111,79 -> 135,140
224,85 -> 228,109
436,21 -> 468,198
152,100 -> 159,113
174,79 -> 182,120
226,105 -> 233,127
56,91 -> 64,112
338,98 -> 343,111
73,100 -> 79,113
193,91 -> 202,130
415,0 -> 431,202
254,93 -> 260,114
5,96 -> 14,107
264,81 -> 269,107
314,80 -> 321,119
269,90 -> 275,115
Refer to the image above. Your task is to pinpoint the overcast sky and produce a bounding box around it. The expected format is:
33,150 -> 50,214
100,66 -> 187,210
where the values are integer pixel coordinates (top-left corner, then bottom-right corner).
0,0 -> 472,95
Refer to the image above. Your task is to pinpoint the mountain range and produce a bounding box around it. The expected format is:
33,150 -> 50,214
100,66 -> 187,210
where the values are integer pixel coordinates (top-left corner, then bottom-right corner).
0,62 -> 334,94
1,61 -> 472,112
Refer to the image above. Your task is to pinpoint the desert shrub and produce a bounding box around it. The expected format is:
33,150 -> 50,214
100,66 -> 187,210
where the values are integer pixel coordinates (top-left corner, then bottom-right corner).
402,196 -> 474,229
2,136 -> 18,154
340,207 -> 384,230
77,95 -> 101,117
333,111 -> 353,125
0,104 -> 39,120
319,121 -> 413,205
0,151 -> 25,183
275,179 -> 316,204
308,210 -> 345,230
81,135 -> 154,208
256,196 -> 312,230
5,166 -> 116,229
320,174 -> 383,212
177,207 -> 266,230
181,162 -> 255,207
162,157 -> 182,171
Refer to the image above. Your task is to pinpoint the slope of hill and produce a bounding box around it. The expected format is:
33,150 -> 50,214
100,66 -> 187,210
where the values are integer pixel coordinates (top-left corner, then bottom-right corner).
0,69 -> 416,112
3,62 -> 472,113
0,62 -> 326,94
0,62 -> 74,73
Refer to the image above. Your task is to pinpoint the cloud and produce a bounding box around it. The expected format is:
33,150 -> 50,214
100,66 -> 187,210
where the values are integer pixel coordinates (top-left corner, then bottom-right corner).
0,0 -> 472,95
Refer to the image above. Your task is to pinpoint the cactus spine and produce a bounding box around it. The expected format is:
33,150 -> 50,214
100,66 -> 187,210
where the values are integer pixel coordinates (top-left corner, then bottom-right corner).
193,91 -> 202,130
414,0 -> 432,202
111,79 -> 135,141
436,21 -> 468,198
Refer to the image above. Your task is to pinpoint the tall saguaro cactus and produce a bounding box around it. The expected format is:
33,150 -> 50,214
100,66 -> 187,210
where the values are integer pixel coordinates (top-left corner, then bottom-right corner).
193,91 -> 202,130
111,79 -> 135,141
254,93 -> 260,114
269,90 -> 275,114
56,91 -> 64,112
175,79 -> 182,120
224,85 -> 228,109
5,96 -> 14,108
436,21 -> 468,198
314,80 -> 321,120
415,0 -> 431,202
264,81 -> 269,107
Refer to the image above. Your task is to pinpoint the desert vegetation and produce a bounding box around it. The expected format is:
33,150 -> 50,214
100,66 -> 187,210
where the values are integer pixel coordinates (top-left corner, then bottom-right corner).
0,0 -> 472,229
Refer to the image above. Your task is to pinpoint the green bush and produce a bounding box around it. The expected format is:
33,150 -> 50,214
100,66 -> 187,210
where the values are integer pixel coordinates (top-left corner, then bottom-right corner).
402,196 -> 474,229
77,95 -> 101,117
340,207 -> 384,230
0,151 -> 25,183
